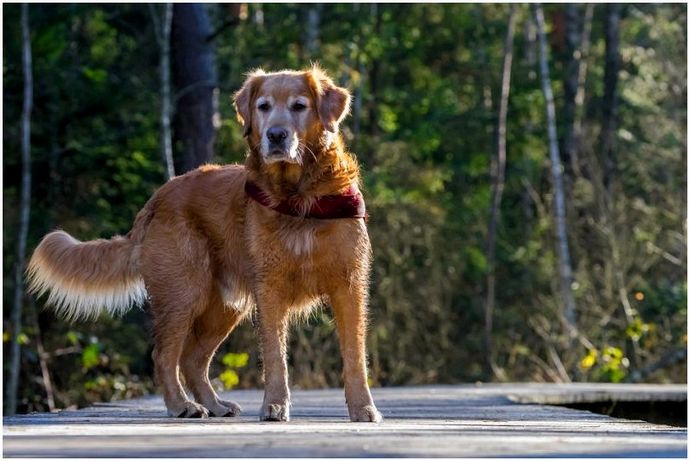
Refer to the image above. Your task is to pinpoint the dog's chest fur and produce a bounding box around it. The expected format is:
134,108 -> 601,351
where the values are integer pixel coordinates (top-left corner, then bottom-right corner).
247,205 -> 326,259
277,221 -> 318,256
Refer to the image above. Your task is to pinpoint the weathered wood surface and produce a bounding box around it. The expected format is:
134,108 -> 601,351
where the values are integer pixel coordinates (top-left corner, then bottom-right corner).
3,383 -> 686,457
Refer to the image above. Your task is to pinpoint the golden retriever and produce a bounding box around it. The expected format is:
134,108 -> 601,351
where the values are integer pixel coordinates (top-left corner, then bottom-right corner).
26,66 -> 382,422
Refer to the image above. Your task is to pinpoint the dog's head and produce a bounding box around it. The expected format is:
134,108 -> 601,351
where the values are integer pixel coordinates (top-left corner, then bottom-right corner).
233,65 -> 351,165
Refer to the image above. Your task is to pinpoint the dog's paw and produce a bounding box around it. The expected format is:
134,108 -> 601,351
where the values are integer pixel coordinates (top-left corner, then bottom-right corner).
209,399 -> 242,417
349,405 -> 383,423
260,402 -> 290,422
168,401 -> 210,419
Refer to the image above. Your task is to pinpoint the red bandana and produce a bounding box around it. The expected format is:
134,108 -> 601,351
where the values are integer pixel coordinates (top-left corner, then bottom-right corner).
245,180 -> 367,220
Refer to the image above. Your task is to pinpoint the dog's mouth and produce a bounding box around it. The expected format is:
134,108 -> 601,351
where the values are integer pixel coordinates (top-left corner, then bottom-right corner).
264,148 -> 300,164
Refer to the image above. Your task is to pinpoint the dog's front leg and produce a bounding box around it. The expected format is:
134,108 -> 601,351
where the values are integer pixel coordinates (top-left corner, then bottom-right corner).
257,294 -> 291,422
330,287 -> 383,423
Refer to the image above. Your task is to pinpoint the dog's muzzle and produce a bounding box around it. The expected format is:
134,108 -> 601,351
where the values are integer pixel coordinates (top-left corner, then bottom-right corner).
264,126 -> 298,162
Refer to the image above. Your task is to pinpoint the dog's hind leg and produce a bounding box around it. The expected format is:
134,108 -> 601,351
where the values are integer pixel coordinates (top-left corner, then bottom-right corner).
151,308 -> 209,418
143,225 -> 215,418
180,293 -> 244,417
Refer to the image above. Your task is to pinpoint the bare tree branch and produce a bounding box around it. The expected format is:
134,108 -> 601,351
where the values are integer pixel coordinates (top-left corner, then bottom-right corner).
206,18 -> 239,43
31,303 -> 55,412
626,348 -> 687,383
484,4 -> 517,381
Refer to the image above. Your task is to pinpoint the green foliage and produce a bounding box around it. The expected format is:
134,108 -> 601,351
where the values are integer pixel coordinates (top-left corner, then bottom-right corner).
219,369 -> 240,390
2,3 -> 686,413
222,352 -> 249,369
218,352 -> 249,390
81,344 -> 101,370
580,346 -> 630,383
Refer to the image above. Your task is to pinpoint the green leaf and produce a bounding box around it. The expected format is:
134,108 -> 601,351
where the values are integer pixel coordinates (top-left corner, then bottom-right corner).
66,331 -> 79,346
465,246 -> 488,274
82,344 -> 100,369
82,67 -> 107,83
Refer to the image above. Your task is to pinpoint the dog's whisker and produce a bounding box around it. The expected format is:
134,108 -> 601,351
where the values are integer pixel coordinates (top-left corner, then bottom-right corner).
300,142 -> 318,163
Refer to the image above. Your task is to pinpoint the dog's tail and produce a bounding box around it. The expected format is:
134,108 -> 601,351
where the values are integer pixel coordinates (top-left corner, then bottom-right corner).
26,207 -> 153,322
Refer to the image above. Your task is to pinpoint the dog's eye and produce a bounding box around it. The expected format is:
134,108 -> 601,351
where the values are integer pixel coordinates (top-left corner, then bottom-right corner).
291,102 -> 307,112
258,102 -> 271,112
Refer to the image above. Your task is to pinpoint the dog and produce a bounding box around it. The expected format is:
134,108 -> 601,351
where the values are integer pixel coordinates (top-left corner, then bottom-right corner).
26,66 -> 382,423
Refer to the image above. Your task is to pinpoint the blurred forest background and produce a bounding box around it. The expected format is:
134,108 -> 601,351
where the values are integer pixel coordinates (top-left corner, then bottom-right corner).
3,3 -> 687,415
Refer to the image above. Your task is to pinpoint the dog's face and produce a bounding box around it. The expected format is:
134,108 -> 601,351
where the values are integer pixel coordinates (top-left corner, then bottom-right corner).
234,66 -> 351,165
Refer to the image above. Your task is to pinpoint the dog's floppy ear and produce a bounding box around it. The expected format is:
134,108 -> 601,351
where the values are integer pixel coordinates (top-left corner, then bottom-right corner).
307,65 -> 351,133
233,69 -> 265,137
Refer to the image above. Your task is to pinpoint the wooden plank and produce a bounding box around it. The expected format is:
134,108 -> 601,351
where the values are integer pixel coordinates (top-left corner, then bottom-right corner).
503,382 -> 687,404
3,384 -> 687,457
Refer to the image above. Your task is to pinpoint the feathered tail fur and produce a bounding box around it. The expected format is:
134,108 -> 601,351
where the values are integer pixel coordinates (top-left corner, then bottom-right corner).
26,230 -> 147,322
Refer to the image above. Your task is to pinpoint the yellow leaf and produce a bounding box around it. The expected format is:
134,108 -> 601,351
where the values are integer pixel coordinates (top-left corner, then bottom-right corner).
579,349 -> 598,370
219,369 -> 239,390
222,352 -> 249,369
604,346 -> 623,359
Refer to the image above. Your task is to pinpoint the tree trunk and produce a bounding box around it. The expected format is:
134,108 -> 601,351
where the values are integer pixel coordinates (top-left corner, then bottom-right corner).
304,4 -> 322,59
171,3 -> 218,174
534,4 -> 578,336
150,3 -> 175,180
7,3 -> 33,416
484,5 -> 517,381
561,4 -> 580,178
253,3 -> 264,27
571,4 -> 594,177
600,5 -> 640,371
601,4 -> 621,199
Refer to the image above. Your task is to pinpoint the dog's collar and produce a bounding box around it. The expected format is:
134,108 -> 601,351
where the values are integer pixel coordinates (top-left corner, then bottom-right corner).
244,180 -> 367,220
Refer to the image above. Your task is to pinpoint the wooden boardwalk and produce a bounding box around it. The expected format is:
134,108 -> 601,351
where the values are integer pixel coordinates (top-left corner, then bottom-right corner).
3,383 -> 687,457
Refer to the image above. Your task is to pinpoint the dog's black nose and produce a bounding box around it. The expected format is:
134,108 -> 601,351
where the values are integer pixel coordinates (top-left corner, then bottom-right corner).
267,127 -> 288,144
